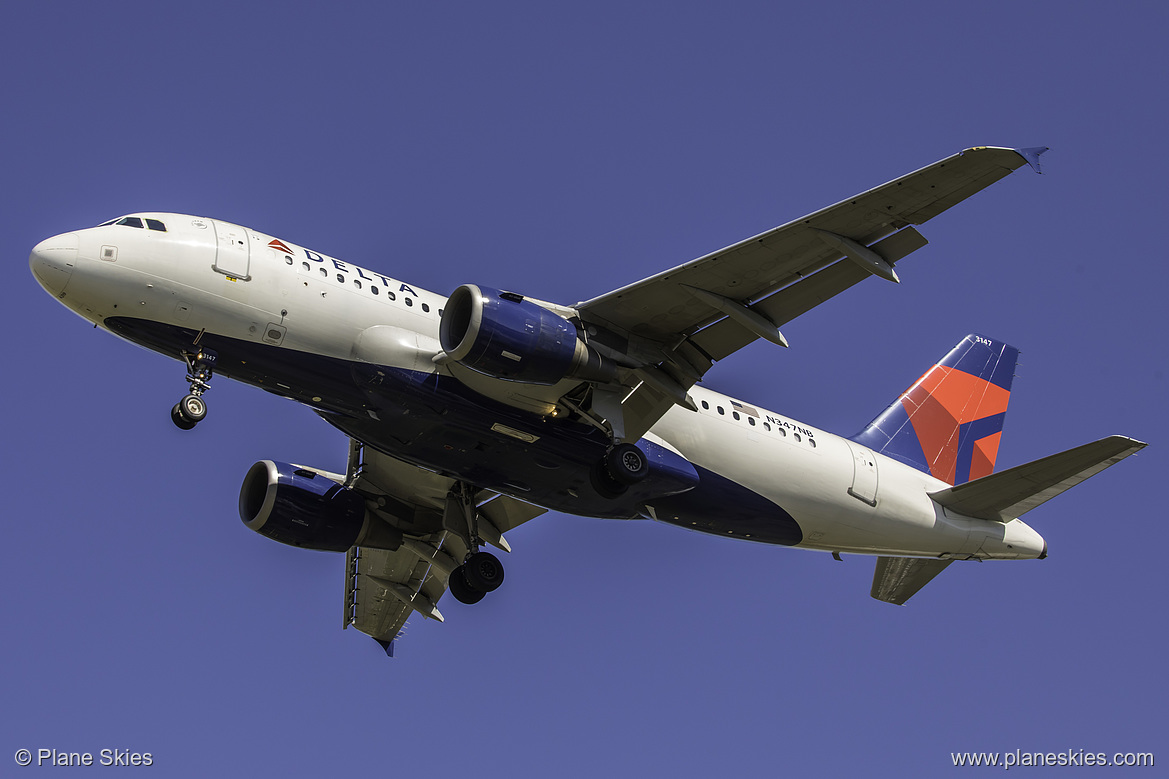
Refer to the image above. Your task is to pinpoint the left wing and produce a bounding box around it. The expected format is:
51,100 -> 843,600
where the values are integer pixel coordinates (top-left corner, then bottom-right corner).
573,146 -> 1045,441
339,444 -> 546,654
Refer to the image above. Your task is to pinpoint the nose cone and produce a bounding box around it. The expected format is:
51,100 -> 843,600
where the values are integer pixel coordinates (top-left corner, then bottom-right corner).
30,232 -> 79,296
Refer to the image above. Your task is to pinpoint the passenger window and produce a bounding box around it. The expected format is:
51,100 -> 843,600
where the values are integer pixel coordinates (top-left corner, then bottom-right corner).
748,417 -> 756,426
319,268 -> 327,277
285,256 -> 293,265
116,217 -> 144,228
405,297 -> 413,307
302,262 -> 310,271
145,218 -> 167,232
388,291 -> 396,301
422,303 -> 430,313
732,412 -> 740,421
763,423 -> 771,431
336,274 -> 344,283
371,286 -> 379,296
717,406 -> 725,415
701,400 -> 709,410
354,279 -> 362,289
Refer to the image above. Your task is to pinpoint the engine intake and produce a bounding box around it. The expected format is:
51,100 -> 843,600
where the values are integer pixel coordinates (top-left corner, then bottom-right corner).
440,284 -> 614,385
239,460 -> 400,552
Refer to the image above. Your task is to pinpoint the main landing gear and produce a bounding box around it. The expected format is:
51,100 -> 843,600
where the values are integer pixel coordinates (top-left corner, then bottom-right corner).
447,550 -> 505,605
443,483 -> 508,605
171,347 -> 217,430
591,441 -> 649,498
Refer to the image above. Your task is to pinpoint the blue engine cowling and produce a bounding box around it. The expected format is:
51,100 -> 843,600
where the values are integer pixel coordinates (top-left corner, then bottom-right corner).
239,460 -> 371,552
440,284 -> 614,385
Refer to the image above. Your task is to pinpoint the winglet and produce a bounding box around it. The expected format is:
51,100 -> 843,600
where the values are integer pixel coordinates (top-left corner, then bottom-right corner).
374,637 -> 395,658
1016,146 -> 1049,174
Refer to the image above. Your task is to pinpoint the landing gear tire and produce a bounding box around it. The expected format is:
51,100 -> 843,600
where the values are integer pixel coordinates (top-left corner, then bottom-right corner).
605,443 -> 648,485
170,404 -> 197,431
171,394 -> 206,429
447,566 -> 486,605
179,394 -> 207,422
172,347 -> 216,431
590,462 -> 628,499
462,551 -> 505,593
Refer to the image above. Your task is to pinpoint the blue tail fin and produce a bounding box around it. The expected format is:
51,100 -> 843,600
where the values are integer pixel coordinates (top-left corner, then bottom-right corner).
851,334 -> 1019,485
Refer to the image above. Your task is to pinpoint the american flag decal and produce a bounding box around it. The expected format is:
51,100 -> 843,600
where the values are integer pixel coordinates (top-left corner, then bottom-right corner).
731,400 -> 759,417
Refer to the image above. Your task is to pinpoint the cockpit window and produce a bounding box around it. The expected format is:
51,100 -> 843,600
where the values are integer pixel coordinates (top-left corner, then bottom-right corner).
98,216 -> 167,231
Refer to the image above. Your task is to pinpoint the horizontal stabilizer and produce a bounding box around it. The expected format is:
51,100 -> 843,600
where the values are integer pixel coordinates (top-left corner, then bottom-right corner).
871,556 -> 953,605
929,436 -> 1146,522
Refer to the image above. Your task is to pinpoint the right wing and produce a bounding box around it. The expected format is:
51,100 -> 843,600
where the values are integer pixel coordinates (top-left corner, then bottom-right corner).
573,146 -> 1047,442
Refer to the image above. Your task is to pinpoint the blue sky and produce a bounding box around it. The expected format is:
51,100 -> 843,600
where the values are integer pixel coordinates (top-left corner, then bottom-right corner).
3,2 -> 1164,775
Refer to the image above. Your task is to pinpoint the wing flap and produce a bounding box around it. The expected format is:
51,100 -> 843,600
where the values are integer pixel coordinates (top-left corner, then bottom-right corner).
691,227 -> 928,361
929,436 -> 1146,522
347,545 -> 437,643
478,493 -> 547,535
871,556 -> 953,605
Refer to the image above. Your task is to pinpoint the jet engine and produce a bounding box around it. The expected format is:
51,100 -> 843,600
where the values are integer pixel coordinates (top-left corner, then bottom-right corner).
440,284 -> 615,385
239,460 -> 401,552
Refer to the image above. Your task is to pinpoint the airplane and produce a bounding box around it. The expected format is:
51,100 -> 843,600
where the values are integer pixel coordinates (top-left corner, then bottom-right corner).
29,145 -> 1146,656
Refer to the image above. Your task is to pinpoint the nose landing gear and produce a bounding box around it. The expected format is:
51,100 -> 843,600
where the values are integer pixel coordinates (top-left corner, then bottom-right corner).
171,347 -> 217,430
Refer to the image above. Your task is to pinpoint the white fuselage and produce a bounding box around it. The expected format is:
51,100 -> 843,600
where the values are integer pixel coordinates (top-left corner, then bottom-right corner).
31,213 -> 1046,562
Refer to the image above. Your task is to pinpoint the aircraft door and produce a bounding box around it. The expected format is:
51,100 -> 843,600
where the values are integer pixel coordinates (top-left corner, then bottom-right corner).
212,220 -> 251,280
845,441 -> 879,506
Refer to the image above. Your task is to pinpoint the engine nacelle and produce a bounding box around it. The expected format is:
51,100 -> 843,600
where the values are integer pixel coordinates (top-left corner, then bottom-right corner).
440,284 -> 615,385
239,460 -> 401,552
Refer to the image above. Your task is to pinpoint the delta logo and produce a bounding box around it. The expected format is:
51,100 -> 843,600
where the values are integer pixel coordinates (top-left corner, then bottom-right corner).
268,239 -> 294,254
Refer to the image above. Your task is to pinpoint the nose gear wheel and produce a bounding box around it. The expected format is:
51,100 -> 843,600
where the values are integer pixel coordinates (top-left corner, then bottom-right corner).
171,347 -> 217,429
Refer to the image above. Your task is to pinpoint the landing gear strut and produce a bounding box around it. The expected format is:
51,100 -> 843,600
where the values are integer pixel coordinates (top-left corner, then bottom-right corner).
444,482 -> 507,605
171,347 -> 217,430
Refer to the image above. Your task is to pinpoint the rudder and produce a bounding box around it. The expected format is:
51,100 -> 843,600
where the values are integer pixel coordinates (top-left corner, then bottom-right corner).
851,334 -> 1019,485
